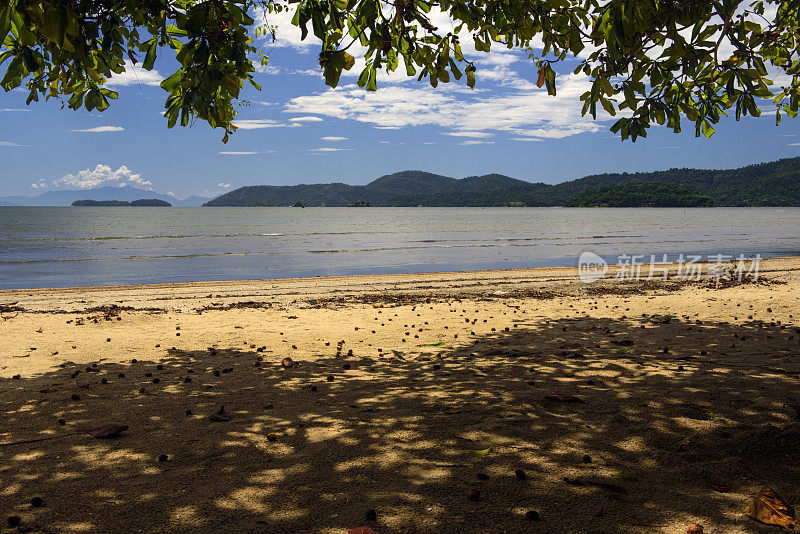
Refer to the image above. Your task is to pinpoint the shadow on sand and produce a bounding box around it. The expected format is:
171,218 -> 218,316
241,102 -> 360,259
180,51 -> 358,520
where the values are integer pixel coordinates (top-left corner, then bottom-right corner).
1,315 -> 799,533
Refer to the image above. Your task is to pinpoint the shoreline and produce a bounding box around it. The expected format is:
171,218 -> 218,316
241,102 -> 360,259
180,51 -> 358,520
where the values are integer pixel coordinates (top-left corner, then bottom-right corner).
2,254 -> 799,300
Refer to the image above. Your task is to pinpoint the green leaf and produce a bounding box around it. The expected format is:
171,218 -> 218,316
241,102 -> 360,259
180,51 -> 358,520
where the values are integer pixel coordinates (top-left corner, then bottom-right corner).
160,69 -> 183,91
0,1 -> 13,41
701,120 -> 715,138
143,38 -> 157,70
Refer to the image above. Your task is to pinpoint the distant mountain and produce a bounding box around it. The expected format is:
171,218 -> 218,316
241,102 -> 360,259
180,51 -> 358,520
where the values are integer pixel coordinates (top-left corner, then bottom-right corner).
0,186 -> 210,207
178,195 -> 213,207
71,198 -> 172,207
204,157 -> 800,207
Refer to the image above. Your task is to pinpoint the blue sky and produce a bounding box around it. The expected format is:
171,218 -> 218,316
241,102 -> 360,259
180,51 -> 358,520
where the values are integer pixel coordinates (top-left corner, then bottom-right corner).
2,11 -> 800,199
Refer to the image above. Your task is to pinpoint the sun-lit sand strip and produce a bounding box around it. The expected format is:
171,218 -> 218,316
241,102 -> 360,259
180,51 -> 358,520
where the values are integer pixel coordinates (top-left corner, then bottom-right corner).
1,257 -> 799,532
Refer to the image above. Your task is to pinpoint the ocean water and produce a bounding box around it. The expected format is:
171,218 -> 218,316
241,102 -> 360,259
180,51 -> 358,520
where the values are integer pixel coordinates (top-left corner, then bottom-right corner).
0,206 -> 798,289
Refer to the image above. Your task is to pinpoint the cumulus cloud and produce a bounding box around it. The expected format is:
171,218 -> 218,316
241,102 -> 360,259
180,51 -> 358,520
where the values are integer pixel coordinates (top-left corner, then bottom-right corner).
321,136 -> 348,141
71,126 -> 125,133
30,179 -> 48,189
217,182 -> 232,188
106,61 -> 164,87
51,164 -> 152,190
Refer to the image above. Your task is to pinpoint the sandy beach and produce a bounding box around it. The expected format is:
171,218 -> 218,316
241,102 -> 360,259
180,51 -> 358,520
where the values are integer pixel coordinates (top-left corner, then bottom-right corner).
1,258 -> 799,533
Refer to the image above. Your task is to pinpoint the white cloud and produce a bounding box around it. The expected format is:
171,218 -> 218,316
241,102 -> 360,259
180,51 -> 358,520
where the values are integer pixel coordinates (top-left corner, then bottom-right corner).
217,182 -> 232,188
51,164 -> 152,190
30,179 -> 48,189
218,151 -> 259,155
511,137 -> 544,142
445,131 -> 494,138
321,136 -> 348,141
288,116 -> 324,122
0,108 -> 30,112
232,119 -> 301,130
257,9 -> 322,52
310,147 -> 353,152
0,141 -> 25,147
789,143 -> 800,146
474,53 -> 521,67
256,64 -> 322,77
71,126 -> 125,133
106,61 -> 163,87
460,140 -> 495,145
285,74 -> 606,139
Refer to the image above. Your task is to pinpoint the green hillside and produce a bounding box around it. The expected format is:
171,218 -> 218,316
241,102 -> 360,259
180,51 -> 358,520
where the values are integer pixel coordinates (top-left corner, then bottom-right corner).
565,182 -> 715,207
203,157 -> 800,207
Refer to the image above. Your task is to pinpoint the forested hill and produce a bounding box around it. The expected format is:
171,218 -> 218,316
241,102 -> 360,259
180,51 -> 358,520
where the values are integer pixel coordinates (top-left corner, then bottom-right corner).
203,157 -> 800,207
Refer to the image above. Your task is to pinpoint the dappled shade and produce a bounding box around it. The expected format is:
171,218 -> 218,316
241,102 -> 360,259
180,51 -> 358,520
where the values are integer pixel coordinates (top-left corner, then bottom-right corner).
2,313 -> 798,532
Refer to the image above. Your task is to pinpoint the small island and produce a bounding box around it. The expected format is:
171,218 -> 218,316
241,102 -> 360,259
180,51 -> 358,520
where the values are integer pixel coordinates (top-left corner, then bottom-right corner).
71,199 -> 172,207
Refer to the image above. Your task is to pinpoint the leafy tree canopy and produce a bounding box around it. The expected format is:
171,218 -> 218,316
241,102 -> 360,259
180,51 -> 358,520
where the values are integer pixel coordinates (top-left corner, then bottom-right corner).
2,0 -> 799,142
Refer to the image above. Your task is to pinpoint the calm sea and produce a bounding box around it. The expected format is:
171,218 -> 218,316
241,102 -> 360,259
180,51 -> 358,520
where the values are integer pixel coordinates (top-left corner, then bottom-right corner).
0,207 -> 798,289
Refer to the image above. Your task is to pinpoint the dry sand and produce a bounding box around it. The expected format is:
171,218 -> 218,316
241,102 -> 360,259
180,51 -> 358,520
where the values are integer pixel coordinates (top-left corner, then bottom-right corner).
1,258 -> 800,533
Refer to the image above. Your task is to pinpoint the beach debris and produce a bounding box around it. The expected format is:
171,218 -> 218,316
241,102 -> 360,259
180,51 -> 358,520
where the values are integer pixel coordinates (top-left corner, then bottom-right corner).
465,442 -> 492,457
744,487 -> 795,528
209,406 -> 231,422
348,527 -> 376,534
467,488 -> 481,501
544,394 -> 585,404
525,510 -> 540,521
281,357 -> 295,369
85,424 -> 128,438
686,524 -> 703,534
710,483 -> 730,493
611,339 -> 634,346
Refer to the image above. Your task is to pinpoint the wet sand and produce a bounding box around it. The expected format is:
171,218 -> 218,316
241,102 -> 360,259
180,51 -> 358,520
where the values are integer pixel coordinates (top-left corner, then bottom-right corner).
1,258 -> 799,533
